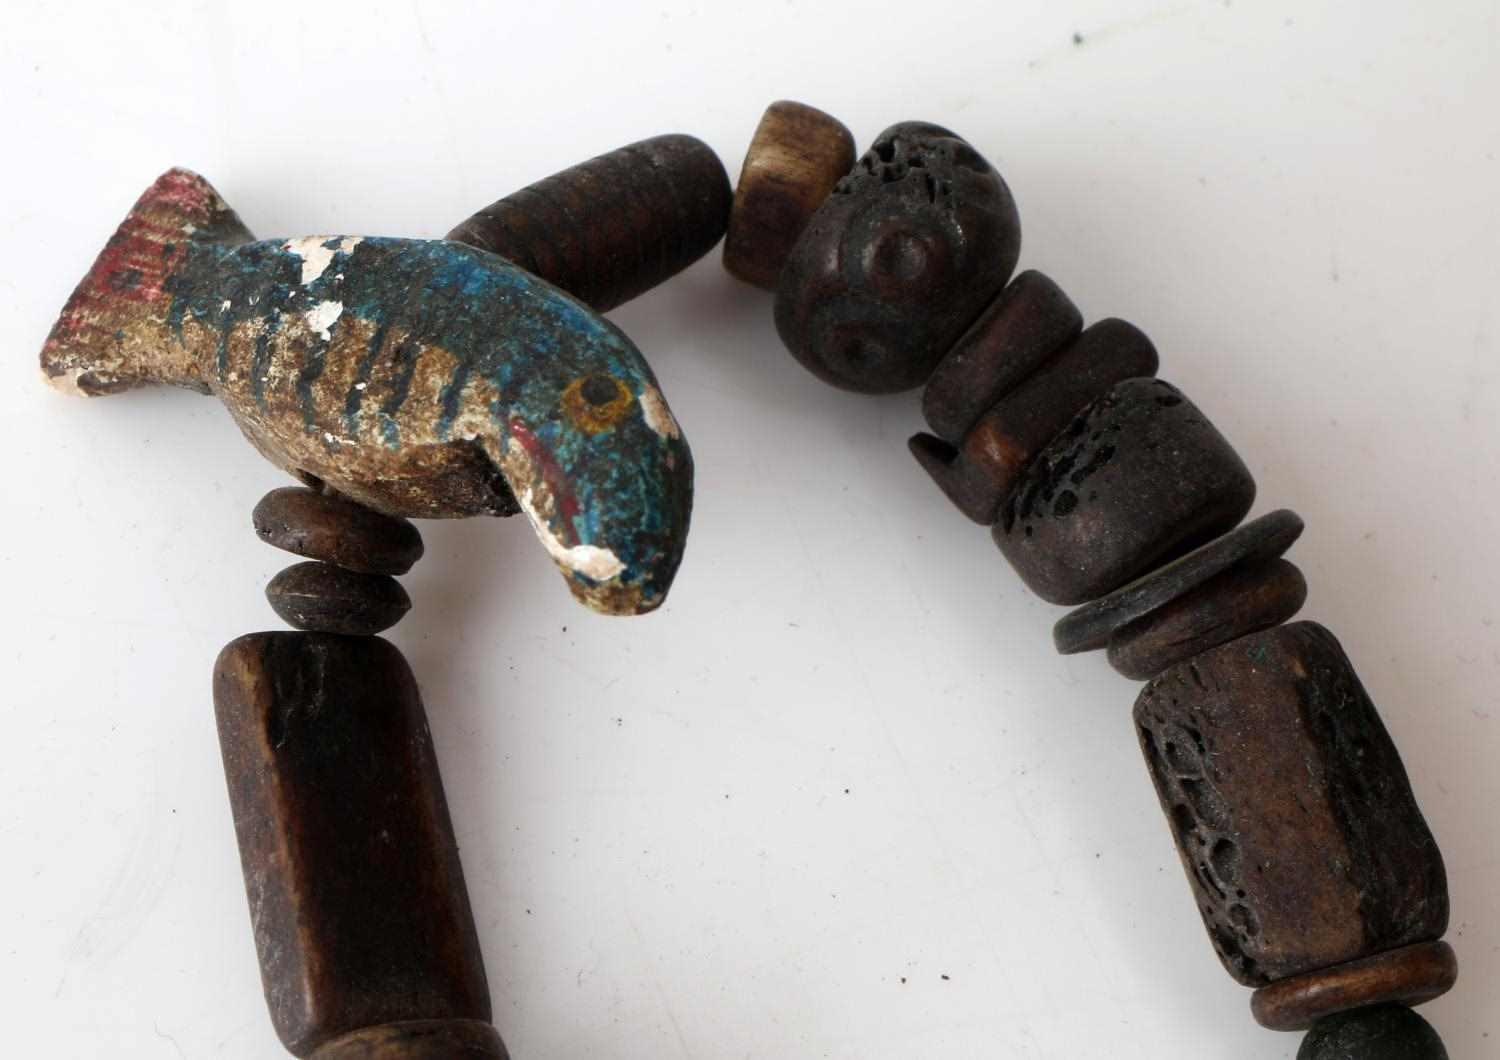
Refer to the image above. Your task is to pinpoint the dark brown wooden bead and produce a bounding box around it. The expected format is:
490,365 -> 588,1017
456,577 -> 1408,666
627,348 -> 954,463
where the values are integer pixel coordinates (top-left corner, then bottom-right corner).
1298,1004 -> 1449,1060
724,101 -> 856,290
214,634 -> 491,1056
1252,941 -> 1458,1031
910,318 -> 1158,524
994,378 -> 1256,605
921,270 -> 1083,444
1106,557 -> 1307,680
446,134 -> 732,312
774,122 -> 1021,393
1135,622 -> 1448,986
266,561 -> 411,635
254,487 -> 424,575
1054,509 -> 1305,654
310,1020 -> 509,1059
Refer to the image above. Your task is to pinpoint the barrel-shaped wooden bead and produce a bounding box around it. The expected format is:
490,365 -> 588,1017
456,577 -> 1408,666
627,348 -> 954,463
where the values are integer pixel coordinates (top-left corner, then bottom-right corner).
1134,622 -> 1448,986
1297,1004 -> 1449,1060
446,134 -> 732,312
1106,557 -> 1307,680
910,318 -> 1157,524
266,561 -> 411,635
1251,940 -> 1458,1031
310,1020 -> 509,1059
214,633 -> 492,1057
994,377 -> 1255,605
724,101 -> 855,289
774,122 -> 1021,393
921,270 -> 1083,444
254,487 -> 424,575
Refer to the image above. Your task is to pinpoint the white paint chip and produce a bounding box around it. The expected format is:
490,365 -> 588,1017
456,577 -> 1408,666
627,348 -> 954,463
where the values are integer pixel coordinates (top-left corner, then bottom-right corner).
303,300 -> 344,341
518,487 -> 627,582
638,385 -> 681,440
283,236 -> 363,286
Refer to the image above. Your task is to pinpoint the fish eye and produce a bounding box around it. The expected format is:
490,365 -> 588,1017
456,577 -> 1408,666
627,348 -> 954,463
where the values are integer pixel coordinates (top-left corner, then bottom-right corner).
562,373 -> 634,433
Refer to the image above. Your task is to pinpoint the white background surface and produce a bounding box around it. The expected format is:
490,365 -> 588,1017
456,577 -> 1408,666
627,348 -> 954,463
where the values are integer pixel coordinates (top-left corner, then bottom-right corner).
2,2 -> 1497,1057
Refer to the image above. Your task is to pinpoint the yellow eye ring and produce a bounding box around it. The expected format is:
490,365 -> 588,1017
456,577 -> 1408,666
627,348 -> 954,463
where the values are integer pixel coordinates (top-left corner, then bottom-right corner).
561,373 -> 635,434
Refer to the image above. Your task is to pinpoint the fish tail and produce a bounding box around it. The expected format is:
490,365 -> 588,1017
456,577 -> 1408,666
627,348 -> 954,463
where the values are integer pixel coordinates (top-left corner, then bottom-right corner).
40,168 -> 254,396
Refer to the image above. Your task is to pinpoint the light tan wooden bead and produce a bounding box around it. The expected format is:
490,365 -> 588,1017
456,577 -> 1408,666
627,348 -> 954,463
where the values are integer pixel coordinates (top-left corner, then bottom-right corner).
723,100 -> 856,289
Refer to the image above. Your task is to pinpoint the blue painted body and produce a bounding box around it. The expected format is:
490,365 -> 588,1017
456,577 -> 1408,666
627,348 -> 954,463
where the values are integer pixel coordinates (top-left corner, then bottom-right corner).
176,235 -> 693,614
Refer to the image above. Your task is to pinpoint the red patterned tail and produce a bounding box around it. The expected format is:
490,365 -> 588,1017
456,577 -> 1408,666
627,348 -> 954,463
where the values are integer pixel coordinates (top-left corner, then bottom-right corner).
40,168 -> 253,395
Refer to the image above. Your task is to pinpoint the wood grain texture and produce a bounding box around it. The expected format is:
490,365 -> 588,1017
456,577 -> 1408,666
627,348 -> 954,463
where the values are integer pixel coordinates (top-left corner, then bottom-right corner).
1106,557 -> 1307,680
724,101 -> 855,289
1251,941 -> 1457,1031
1134,622 -> 1448,986
920,270 -> 1082,445
213,633 -> 492,1056
911,317 -> 1156,525
447,134 -> 731,312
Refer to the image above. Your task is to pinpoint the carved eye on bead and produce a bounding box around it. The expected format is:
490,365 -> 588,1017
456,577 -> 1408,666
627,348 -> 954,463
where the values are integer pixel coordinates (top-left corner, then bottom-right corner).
860,217 -> 953,300
561,373 -> 634,433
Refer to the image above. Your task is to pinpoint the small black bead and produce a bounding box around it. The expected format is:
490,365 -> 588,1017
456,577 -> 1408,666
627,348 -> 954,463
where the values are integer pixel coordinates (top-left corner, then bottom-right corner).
266,561 -> 411,636
1298,1004 -> 1448,1060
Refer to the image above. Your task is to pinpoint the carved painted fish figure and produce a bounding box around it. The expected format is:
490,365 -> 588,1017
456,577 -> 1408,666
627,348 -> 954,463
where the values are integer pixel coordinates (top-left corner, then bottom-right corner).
40,168 -> 692,616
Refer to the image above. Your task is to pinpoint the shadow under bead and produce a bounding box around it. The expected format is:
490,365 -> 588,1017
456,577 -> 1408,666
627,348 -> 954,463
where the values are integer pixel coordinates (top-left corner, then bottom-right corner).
1297,1004 -> 1449,1060
774,122 -> 1022,393
1135,622 -> 1448,986
995,377 -> 1256,605
724,101 -> 856,289
446,134 -> 732,313
911,317 -> 1157,524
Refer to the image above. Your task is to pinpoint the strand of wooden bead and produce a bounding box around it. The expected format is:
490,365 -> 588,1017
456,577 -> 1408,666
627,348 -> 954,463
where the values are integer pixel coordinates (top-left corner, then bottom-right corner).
446,133 -> 732,312
207,136 -> 739,1057
215,487 -> 509,1059
726,99 -> 1458,1058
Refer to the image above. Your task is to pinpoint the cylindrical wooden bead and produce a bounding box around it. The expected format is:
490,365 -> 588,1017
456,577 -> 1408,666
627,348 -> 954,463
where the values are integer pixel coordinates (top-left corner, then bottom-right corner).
1135,622 -> 1448,986
310,1020 -> 509,1059
774,121 -> 1021,393
254,487 -> 424,575
910,318 -> 1157,524
446,134 -> 732,312
994,377 -> 1256,605
1297,1004 -> 1449,1060
921,270 -> 1083,444
724,101 -> 855,289
1106,557 -> 1307,680
266,561 -> 411,635
1053,509 -> 1305,654
1251,940 -> 1458,1031
214,633 -> 493,1057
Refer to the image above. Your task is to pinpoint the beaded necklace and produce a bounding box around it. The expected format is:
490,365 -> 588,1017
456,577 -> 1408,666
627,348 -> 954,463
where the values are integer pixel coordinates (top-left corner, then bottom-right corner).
40,101 -> 1454,1060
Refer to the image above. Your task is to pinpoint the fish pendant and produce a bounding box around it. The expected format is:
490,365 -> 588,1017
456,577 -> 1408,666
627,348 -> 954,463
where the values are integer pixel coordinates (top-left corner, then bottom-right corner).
40,168 -> 692,616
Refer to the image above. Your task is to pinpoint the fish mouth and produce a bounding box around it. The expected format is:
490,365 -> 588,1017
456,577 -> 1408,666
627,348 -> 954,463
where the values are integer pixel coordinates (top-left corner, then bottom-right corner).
497,413 -> 691,617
